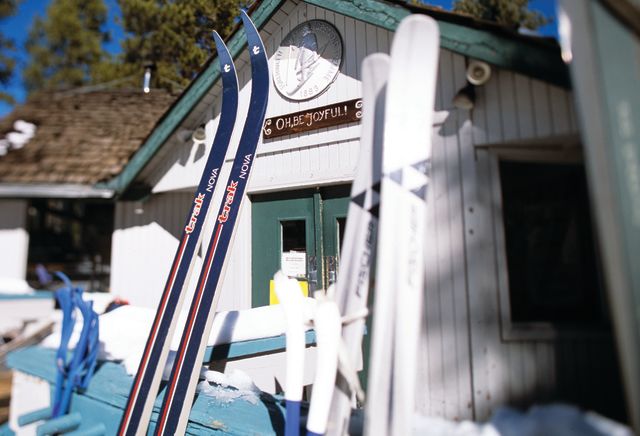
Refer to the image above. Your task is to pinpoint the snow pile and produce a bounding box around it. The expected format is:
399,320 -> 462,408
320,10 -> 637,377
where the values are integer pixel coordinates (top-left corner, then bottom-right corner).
0,120 -> 36,155
413,404 -> 633,436
196,369 -> 262,405
41,299 -> 317,376
0,277 -> 34,294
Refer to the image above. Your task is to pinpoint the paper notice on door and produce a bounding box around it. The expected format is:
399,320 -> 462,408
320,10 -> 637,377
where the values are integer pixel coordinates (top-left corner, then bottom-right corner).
281,251 -> 307,278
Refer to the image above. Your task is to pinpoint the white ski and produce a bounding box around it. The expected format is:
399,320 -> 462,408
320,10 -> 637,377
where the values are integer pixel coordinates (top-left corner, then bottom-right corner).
364,15 -> 439,436
326,53 -> 389,436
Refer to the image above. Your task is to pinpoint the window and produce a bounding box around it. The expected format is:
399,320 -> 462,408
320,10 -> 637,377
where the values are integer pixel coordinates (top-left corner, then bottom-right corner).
26,199 -> 113,292
495,159 -> 606,339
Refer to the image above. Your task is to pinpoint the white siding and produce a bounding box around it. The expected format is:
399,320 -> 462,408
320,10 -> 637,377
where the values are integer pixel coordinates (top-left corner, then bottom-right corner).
111,189 -> 251,311
0,199 -> 28,280
473,70 -> 578,146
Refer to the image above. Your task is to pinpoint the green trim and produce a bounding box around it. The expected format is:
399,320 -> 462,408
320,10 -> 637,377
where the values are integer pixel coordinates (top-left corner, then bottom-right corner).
306,0 -> 410,30
0,290 -> 53,300
313,190 -> 324,290
97,0 -> 285,195
204,330 -> 316,361
307,0 -> 570,88
104,0 -> 570,195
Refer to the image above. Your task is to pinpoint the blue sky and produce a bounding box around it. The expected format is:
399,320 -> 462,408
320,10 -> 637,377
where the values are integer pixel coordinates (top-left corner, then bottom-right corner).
0,0 -> 558,118
0,0 -> 124,116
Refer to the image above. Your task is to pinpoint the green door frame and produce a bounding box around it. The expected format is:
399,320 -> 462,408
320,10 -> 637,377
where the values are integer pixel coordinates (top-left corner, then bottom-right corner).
251,186 -> 350,307
251,189 -> 318,308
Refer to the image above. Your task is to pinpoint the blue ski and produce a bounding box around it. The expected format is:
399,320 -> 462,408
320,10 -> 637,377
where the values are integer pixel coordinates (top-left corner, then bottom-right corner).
118,31 -> 239,436
153,11 -> 269,435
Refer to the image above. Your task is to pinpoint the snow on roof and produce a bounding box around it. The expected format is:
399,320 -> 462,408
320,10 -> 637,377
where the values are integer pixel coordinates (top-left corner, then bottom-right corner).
0,89 -> 177,186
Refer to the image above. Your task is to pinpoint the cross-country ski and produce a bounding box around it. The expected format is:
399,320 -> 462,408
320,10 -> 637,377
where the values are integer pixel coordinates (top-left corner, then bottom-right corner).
118,30 -> 239,436
153,10 -> 269,435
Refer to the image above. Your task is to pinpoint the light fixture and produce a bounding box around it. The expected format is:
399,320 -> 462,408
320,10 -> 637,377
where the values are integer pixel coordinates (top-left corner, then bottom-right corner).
134,201 -> 144,215
453,82 -> 476,110
466,60 -> 491,85
191,124 -> 207,143
452,60 -> 491,110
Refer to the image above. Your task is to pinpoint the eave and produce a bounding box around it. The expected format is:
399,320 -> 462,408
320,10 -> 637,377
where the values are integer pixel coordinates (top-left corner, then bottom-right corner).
0,183 -> 115,199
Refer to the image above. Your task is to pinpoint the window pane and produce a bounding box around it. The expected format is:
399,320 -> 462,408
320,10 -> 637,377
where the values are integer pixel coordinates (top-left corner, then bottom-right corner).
281,220 -> 306,252
281,220 -> 307,278
499,161 -> 603,324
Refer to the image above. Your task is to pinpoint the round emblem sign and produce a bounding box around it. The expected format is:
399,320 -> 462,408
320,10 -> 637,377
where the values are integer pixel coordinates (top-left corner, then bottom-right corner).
273,20 -> 343,101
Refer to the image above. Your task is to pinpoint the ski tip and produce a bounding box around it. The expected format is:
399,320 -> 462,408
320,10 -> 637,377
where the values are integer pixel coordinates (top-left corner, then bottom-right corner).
239,9 -> 264,56
398,13 -> 439,32
212,31 -> 233,65
211,30 -> 225,53
211,30 -> 223,46
239,9 -> 257,36
395,14 -> 440,47
362,53 -> 390,84
363,52 -> 390,66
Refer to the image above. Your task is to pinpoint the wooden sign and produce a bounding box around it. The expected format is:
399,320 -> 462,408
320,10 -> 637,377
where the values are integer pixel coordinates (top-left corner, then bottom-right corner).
262,98 -> 362,139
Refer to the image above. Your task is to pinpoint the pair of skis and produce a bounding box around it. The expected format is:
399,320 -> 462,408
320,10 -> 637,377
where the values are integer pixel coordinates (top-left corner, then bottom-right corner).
118,10 -> 269,436
321,15 -> 439,436
280,14 -> 439,436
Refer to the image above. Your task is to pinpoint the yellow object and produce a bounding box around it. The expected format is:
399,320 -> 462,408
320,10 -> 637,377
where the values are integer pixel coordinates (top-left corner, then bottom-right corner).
269,279 -> 309,305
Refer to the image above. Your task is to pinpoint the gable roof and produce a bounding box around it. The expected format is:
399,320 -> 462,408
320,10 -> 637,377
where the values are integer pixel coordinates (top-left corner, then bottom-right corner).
101,0 -> 570,197
0,88 -> 177,198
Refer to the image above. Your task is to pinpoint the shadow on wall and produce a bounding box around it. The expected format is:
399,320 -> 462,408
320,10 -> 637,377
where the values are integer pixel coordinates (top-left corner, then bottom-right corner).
412,88 -> 627,423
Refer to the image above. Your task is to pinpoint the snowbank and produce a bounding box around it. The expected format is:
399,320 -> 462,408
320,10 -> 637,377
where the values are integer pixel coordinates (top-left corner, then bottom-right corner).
0,278 -> 33,295
413,404 -> 633,436
42,299 -> 317,376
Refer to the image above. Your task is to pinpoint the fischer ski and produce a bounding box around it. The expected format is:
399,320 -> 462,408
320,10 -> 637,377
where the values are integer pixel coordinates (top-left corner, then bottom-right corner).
326,53 -> 389,436
364,15 -> 439,436
153,10 -> 269,435
118,31 -> 239,436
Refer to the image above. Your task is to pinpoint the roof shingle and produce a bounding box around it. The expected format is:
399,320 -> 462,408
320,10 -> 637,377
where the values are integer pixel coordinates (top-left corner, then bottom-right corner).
0,89 -> 177,185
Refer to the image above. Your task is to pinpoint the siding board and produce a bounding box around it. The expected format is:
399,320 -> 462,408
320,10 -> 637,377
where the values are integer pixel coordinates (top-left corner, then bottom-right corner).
450,51 -> 473,421
549,84 -> 571,135
531,79 -> 553,137
513,74 -> 535,139
498,71 -> 519,141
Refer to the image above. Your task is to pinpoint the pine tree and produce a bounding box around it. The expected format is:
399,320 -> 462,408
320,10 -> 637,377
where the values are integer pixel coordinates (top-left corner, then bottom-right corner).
115,0 -> 243,92
22,0 -> 244,95
453,0 -> 549,30
23,0 -> 111,92
0,0 -> 20,103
